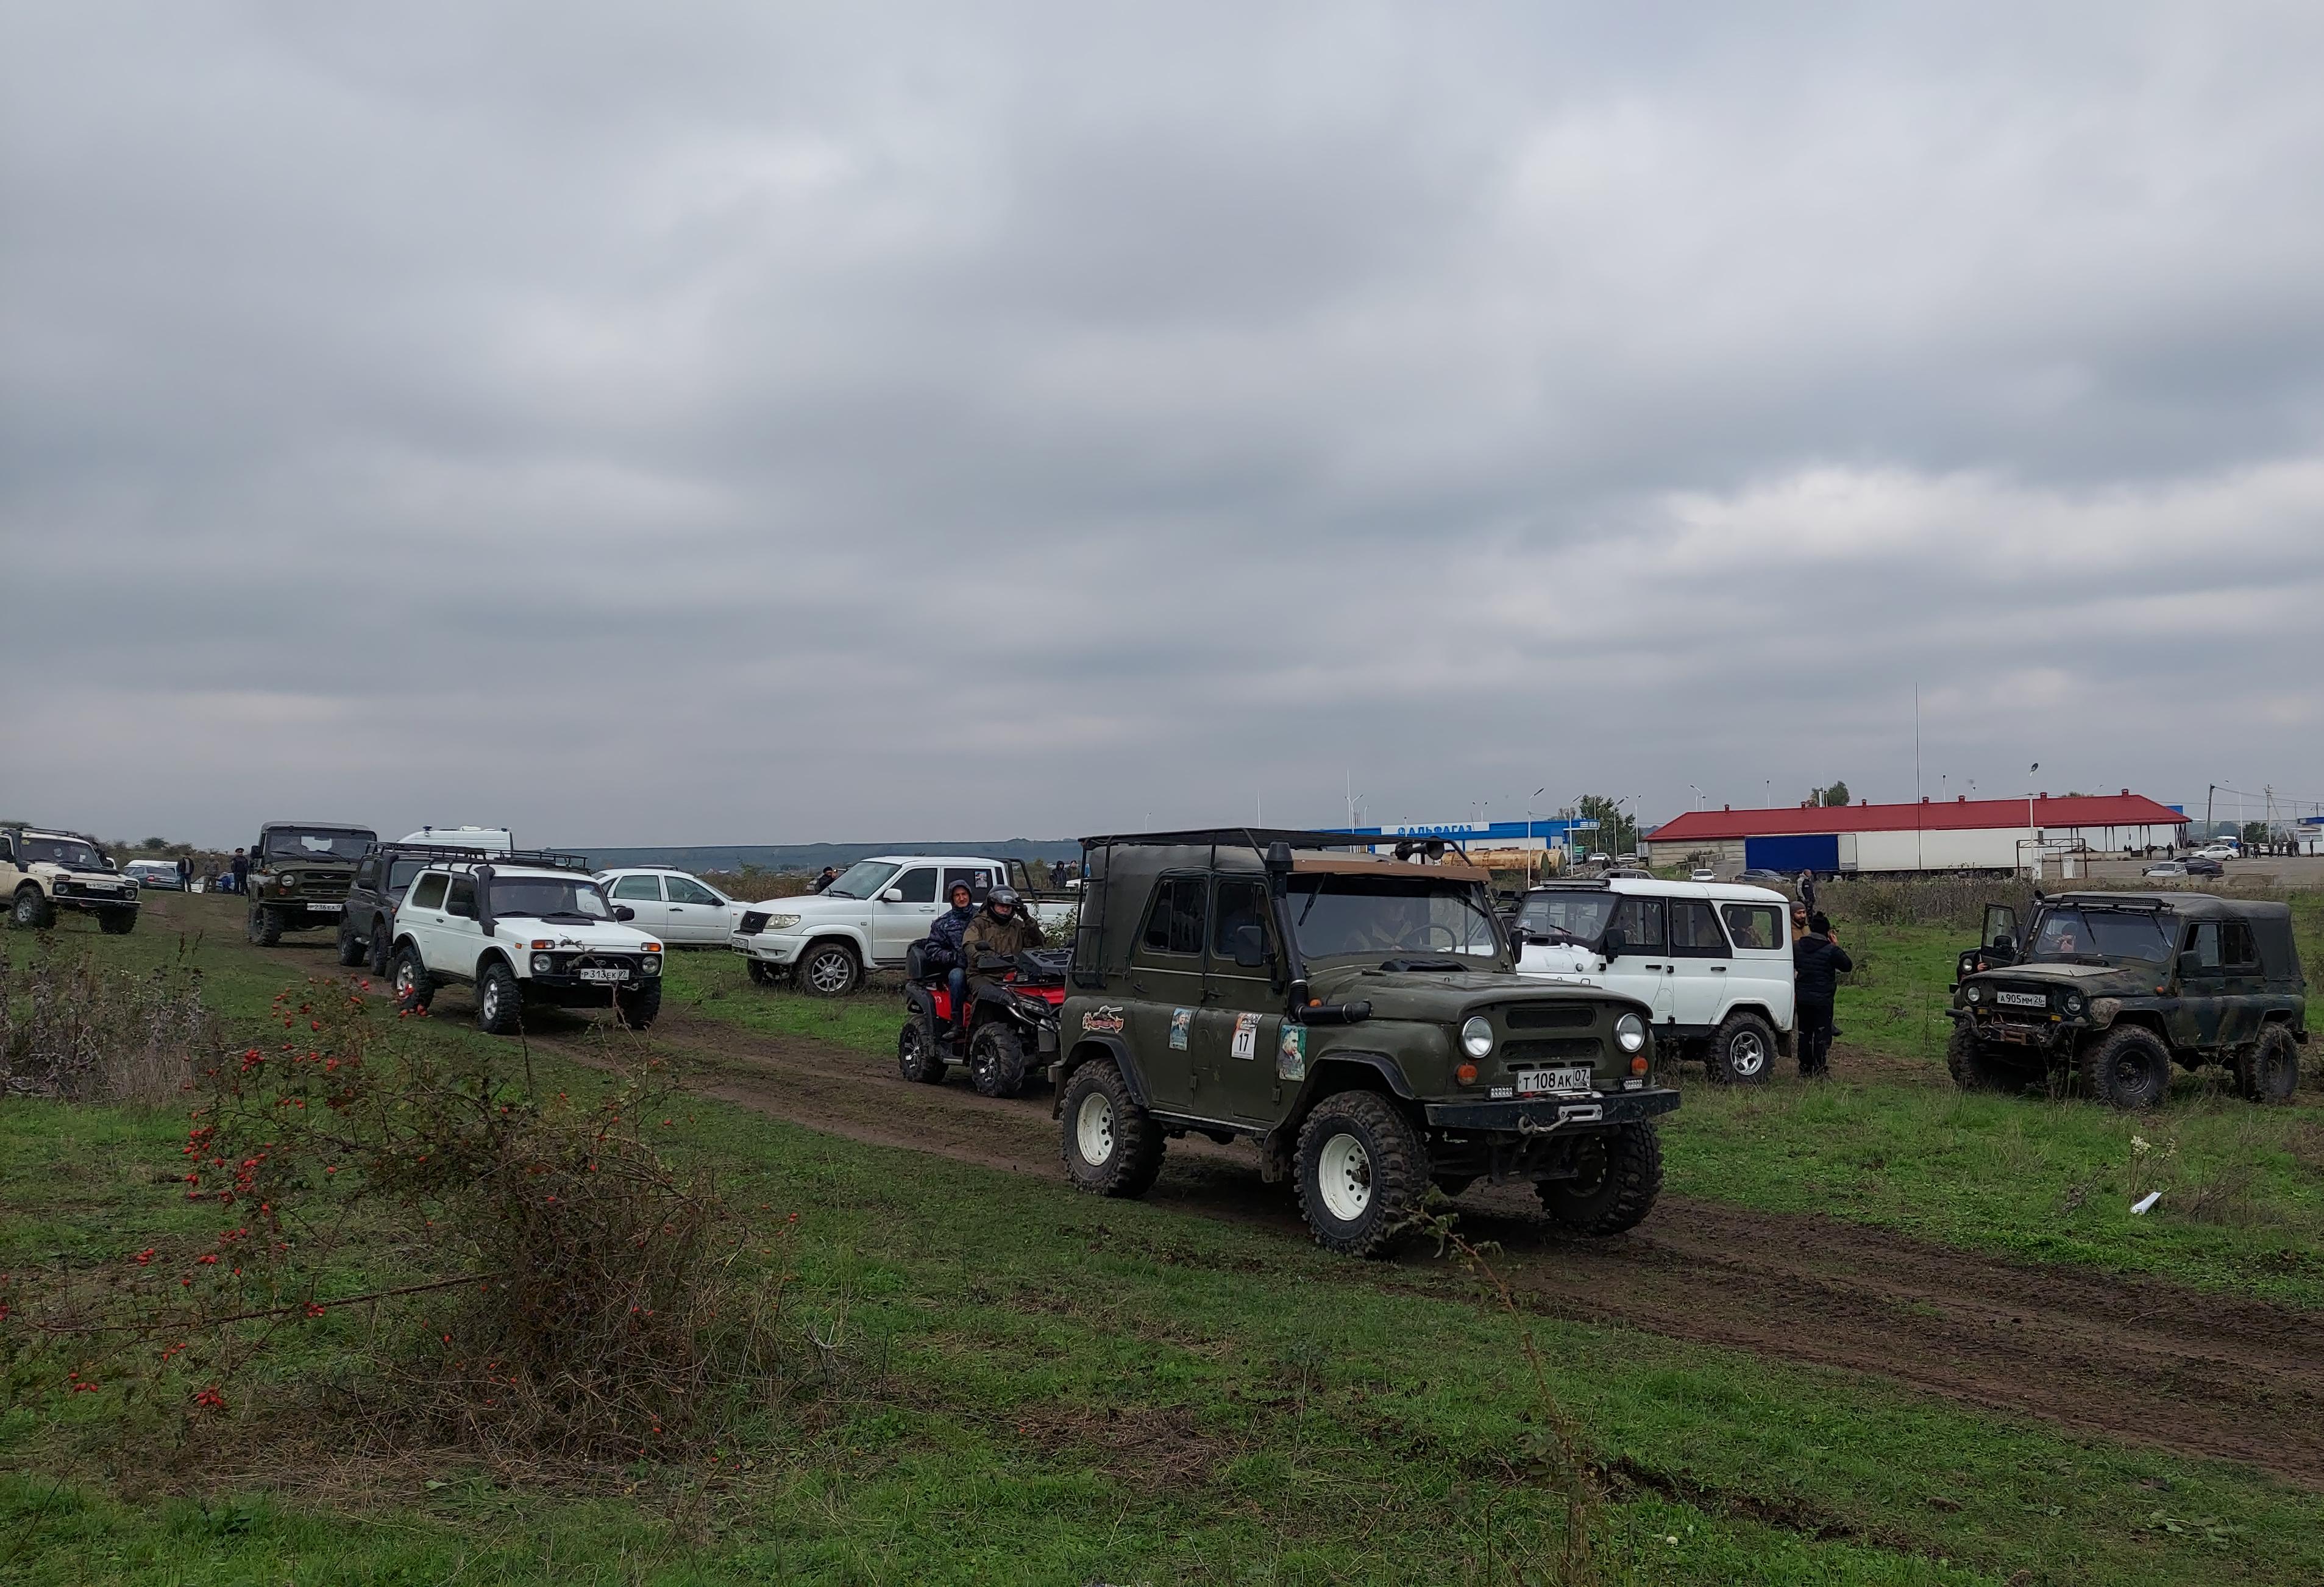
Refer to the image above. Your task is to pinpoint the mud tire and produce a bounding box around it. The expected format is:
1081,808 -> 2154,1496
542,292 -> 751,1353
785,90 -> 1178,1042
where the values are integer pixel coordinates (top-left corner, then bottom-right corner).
2083,1024 -> 2171,1110
1538,1123 -> 1663,1237
968,1023 -> 1029,1098
746,959 -> 780,988
247,906 -> 283,948
393,943 -> 435,1014
1946,1024 -> 2036,1093
475,960 -> 524,1035
98,909 -> 137,936
1059,1058 -> 1164,1199
11,887 -> 52,930
336,920 -> 366,966
796,939 -> 860,997
2237,1024 -> 2300,1104
898,1017 -> 948,1085
1705,1010 -> 1775,1085
367,918 -> 394,977
615,979 -> 662,1031
1295,1090 -> 1429,1259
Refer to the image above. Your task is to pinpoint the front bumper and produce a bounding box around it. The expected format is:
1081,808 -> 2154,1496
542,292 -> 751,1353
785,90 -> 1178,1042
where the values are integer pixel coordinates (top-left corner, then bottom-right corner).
731,930 -> 802,965
50,886 -> 140,912
1423,1087 -> 1680,1133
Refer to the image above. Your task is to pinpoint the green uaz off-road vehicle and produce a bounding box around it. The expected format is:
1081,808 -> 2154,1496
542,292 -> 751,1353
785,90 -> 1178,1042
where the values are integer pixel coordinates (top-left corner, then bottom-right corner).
1051,829 -> 1679,1257
1949,891 -> 2306,1108
244,822 -> 378,947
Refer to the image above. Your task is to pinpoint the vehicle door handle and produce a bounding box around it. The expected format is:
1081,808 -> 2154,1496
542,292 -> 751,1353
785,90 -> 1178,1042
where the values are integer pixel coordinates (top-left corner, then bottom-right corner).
1709,965 -> 1727,971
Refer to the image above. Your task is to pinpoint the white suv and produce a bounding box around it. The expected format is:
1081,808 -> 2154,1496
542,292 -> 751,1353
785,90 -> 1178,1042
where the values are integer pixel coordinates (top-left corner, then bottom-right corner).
389,858 -> 665,1034
1513,878 -> 1795,1084
2,828 -> 140,934
730,854 -> 1075,995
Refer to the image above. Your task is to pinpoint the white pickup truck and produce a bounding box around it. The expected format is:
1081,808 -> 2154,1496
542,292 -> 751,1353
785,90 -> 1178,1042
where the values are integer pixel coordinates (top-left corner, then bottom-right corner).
728,854 -> 1075,995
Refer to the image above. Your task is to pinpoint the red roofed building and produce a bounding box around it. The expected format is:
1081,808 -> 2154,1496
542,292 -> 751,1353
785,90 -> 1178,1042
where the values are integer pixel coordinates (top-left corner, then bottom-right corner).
1644,792 -> 2186,876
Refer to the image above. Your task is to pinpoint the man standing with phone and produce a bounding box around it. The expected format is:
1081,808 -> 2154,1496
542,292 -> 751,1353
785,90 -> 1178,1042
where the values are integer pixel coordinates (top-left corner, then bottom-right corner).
1792,912 -> 1852,1079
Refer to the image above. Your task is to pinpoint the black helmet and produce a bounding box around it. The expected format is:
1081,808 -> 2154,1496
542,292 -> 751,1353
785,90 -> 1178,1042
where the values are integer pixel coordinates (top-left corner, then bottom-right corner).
986,886 -> 1022,914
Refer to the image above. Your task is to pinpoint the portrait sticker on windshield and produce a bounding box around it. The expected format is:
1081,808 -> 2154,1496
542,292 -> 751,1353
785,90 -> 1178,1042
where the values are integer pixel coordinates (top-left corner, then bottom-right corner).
1276,1026 -> 1307,1082
1231,1012 -> 1260,1060
1168,1008 -> 1192,1049
1081,1005 -> 1125,1035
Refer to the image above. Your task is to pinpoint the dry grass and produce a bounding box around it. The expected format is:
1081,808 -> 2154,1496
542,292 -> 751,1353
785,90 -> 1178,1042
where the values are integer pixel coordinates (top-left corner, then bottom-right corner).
0,938 -> 216,1104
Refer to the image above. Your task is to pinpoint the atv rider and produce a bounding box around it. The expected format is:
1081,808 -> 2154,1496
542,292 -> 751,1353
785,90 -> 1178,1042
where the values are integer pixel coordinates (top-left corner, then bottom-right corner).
924,879 -> 978,1038
961,886 -> 1044,1011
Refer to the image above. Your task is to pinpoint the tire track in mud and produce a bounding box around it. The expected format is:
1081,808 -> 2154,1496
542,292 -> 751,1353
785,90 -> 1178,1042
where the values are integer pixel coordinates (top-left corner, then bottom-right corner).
221,915 -> 2324,1488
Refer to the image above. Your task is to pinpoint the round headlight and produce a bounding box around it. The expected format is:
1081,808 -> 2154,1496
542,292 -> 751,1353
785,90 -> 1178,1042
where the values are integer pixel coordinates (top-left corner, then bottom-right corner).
531,954 -> 553,974
1615,1012 -> 1647,1054
2064,994 -> 2084,1015
642,954 -> 662,976
1966,985 -> 1981,1003
1459,1015 -> 1493,1058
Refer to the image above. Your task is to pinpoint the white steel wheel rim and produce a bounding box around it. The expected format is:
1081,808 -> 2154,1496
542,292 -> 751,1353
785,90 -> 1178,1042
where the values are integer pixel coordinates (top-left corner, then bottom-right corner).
483,978 -> 504,1020
1317,1132 -> 1374,1223
806,951 -> 850,992
396,958 -> 416,996
1729,1031 -> 1766,1076
1075,1091 -> 1116,1166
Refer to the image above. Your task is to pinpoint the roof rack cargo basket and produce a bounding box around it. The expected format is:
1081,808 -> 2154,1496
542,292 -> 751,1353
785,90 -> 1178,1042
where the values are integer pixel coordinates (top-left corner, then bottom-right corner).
363,841 -> 591,872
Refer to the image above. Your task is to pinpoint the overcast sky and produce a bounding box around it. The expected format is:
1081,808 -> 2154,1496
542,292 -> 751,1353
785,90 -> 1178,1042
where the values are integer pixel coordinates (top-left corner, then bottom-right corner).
5,3 -> 2322,848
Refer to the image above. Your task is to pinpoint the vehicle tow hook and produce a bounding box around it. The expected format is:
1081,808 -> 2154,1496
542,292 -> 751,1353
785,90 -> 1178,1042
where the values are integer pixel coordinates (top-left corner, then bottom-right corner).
1519,1102 -> 1603,1136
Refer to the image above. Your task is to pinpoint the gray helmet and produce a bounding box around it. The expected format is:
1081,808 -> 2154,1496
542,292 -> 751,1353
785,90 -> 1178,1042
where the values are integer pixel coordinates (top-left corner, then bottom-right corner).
985,886 -> 1022,915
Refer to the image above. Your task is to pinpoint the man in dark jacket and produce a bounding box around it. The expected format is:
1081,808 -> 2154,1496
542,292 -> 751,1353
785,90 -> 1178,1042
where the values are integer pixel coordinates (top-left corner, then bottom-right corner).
229,848 -> 250,895
1792,912 -> 1852,1078
925,880 -> 977,1036
961,886 -> 1044,1006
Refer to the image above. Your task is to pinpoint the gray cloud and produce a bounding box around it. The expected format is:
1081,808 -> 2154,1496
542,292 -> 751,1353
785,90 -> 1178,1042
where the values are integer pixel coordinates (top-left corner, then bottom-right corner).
6,1 -> 2323,846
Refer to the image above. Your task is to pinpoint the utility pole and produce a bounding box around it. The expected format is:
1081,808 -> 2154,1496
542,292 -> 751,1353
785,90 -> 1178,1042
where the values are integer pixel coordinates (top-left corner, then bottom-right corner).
2206,783 -> 2216,843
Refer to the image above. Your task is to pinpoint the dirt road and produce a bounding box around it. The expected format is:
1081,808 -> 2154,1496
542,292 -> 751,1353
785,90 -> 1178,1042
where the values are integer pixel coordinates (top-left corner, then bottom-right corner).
208,903 -> 2324,1488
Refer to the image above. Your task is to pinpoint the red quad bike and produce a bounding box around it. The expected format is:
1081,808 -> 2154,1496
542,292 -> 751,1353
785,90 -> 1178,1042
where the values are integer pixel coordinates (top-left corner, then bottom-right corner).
898,943 -> 1068,1098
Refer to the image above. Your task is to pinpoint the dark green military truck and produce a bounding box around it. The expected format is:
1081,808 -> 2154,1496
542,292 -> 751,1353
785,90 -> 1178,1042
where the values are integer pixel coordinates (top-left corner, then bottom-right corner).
244,822 -> 378,947
1050,829 -> 1679,1257
1949,892 -> 2306,1109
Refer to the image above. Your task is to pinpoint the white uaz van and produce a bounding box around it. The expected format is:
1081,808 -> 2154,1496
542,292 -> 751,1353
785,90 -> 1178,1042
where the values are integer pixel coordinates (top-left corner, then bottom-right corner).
1512,878 -> 1795,1084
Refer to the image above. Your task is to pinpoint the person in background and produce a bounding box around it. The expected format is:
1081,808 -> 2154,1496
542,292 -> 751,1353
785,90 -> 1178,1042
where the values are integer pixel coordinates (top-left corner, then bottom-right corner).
1790,902 -> 1809,942
176,854 -> 191,889
229,848 -> 250,895
811,866 -> 839,893
1798,870 -> 1819,915
1792,912 -> 1852,1079
925,880 -> 978,1038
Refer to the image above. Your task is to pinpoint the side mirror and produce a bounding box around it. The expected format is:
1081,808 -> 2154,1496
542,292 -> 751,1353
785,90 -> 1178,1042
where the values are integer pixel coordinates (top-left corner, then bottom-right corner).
1601,928 -> 1628,960
614,904 -> 636,921
881,888 -> 904,903
2177,951 -> 2202,979
1229,924 -> 1268,969
446,897 -> 476,920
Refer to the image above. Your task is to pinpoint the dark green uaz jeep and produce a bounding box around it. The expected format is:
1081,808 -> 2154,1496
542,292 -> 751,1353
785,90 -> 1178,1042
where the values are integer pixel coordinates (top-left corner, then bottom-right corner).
1051,829 -> 1679,1257
244,822 -> 378,947
1949,891 -> 2306,1109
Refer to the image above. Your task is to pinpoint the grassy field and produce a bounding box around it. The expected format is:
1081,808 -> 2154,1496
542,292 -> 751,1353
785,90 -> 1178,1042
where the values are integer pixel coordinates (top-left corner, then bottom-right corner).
5,904 -> 2324,1582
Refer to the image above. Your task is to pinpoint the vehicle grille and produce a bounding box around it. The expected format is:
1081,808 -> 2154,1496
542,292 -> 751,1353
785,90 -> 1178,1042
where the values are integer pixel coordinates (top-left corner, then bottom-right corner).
1504,1037 -> 1601,1063
304,870 -> 354,901
739,912 -> 769,936
1505,1004 -> 1594,1031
